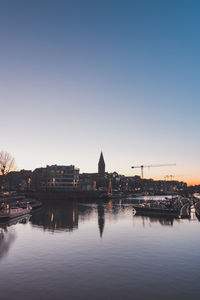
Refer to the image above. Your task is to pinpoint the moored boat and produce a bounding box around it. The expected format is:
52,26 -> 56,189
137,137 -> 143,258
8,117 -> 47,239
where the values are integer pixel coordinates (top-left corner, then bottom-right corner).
132,203 -> 179,216
0,214 -> 31,228
0,204 -> 32,220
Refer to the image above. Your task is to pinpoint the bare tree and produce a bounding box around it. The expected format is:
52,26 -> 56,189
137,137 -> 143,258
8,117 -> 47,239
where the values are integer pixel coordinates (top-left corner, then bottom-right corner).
0,151 -> 17,176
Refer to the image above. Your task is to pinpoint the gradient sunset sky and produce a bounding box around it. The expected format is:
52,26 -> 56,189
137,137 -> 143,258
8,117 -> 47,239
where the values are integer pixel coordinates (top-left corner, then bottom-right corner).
1,0 -> 199,185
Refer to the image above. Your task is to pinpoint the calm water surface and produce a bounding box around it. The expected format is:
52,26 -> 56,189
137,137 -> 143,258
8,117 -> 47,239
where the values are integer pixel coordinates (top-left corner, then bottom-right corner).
0,200 -> 200,300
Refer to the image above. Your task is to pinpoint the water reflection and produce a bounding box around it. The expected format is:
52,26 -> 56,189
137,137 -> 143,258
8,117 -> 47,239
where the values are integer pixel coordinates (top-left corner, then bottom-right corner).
0,215 -> 30,260
0,200 -> 200,300
0,227 -> 15,260
31,201 -> 79,232
134,214 -> 175,226
31,201 -> 108,235
97,204 -> 105,238
29,200 -> 180,237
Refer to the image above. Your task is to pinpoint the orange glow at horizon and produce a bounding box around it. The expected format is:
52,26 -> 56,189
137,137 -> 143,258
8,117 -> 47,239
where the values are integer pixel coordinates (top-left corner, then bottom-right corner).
187,179 -> 200,186
125,172 -> 200,186
155,177 -> 200,186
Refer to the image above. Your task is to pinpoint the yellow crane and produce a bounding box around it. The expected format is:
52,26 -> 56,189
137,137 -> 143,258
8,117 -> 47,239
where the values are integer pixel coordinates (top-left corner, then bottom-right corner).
131,164 -> 176,179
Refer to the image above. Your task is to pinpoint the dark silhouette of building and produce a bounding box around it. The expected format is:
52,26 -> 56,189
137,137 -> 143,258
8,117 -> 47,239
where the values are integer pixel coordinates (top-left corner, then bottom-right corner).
4,170 -> 32,191
31,165 -> 79,191
98,152 -> 105,176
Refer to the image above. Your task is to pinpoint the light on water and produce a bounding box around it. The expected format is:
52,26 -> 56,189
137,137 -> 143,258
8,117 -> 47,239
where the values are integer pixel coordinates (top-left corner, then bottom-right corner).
0,200 -> 200,300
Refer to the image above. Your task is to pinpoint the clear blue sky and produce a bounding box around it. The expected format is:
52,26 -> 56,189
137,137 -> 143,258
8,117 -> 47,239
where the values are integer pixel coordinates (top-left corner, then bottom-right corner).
0,0 -> 199,184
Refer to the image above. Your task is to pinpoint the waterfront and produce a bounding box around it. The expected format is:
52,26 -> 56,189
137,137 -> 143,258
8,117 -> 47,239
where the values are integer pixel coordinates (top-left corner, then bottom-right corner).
0,200 -> 200,300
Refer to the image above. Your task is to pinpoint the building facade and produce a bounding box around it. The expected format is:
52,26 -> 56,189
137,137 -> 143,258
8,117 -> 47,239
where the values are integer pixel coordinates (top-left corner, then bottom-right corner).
31,165 -> 79,191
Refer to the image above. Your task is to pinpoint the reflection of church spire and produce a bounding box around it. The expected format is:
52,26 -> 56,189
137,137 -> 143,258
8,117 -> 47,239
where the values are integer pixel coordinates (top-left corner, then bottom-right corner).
98,152 -> 105,176
97,204 -> 105,238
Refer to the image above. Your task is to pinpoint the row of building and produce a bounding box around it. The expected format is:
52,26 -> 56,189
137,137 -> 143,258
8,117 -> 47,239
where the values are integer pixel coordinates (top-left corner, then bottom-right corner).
1,152 -> 187,194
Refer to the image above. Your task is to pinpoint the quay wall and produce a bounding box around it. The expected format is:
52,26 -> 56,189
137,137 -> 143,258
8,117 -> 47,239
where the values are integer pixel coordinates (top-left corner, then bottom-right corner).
25,191 -> 108,202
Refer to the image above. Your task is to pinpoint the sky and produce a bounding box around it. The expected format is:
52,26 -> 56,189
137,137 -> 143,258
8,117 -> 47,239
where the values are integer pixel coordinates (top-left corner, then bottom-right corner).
0,0 -> 199,185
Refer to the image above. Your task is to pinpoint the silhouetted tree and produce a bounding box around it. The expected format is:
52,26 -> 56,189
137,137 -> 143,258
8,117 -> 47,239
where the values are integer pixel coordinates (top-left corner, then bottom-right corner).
0,151 -> 17,190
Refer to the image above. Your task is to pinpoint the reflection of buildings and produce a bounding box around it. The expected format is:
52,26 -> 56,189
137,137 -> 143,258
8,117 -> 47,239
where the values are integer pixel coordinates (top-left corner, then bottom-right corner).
30,201 -> 107,236
31,200 -> 179,239
97,204 -> 105,238
31,202 -> 79,232
134,214 -> 175,226
31,201 -> 107,236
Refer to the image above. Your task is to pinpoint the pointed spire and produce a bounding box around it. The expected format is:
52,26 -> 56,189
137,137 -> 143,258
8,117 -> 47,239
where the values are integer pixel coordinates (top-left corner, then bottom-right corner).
98,152 -> 105,176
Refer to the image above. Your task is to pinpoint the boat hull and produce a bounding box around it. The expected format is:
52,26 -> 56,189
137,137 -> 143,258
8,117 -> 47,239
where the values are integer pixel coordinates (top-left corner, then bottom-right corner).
133,205 -> 179,216
0,208 -> 32,220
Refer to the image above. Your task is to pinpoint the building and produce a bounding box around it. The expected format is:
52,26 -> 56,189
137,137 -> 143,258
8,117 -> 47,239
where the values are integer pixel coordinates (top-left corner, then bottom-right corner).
31,167 -> 47,191
31,165 -> 79,191
78,173 -> 97,191
3,170 -> 32,191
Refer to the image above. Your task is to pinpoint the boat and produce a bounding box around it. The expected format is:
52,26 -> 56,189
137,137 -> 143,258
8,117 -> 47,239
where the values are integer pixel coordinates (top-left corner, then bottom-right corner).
18,200 -> 42,210
132,203 -> 179,216
0,203 -> 32,220
0,214 -> 31,228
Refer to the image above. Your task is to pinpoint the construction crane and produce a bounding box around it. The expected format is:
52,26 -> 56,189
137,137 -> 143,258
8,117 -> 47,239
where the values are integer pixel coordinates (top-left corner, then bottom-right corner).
131,164 -> 176,179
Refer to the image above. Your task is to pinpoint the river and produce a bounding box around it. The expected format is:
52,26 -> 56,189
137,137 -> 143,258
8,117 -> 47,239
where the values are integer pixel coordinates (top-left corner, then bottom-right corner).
0,199 -> 199,300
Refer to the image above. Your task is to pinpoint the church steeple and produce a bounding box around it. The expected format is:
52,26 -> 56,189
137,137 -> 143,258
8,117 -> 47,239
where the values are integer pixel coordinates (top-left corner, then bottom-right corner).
98,152 -> 105,176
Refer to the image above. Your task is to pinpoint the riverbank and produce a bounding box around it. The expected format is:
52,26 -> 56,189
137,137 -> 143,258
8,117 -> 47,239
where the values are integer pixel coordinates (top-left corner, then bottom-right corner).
25,190 -> 109,202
